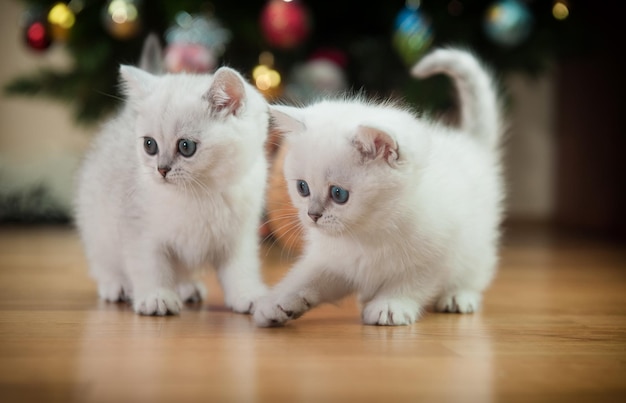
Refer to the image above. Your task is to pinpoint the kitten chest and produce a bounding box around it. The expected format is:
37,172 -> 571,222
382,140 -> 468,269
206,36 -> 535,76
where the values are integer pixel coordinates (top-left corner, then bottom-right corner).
153,191 -> 244,270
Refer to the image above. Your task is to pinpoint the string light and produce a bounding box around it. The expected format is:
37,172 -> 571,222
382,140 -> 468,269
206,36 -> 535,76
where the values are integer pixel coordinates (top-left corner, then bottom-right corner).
252,51 -> 282,96
552,1 -> 569,20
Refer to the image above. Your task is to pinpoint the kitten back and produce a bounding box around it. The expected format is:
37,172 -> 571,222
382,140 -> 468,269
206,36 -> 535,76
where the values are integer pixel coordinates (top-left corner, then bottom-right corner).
411,48 -> 501,150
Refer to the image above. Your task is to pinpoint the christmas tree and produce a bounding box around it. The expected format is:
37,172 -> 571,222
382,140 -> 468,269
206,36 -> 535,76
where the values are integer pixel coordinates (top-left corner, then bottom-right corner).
5,0 -> 585,125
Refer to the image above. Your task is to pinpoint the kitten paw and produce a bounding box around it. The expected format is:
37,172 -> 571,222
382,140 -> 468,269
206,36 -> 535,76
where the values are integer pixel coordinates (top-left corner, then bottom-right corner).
224,285 -> 268,314
362,299 -> 420,326
253,294 -> 311,327
133,288 -> 182,316
435,291 -> 481,313
178,281 -> 208,304
98,283 -> 131,302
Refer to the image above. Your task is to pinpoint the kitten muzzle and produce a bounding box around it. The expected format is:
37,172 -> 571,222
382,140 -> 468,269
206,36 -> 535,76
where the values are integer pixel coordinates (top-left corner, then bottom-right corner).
308,211 -> 322,223
158,165 -> 171,178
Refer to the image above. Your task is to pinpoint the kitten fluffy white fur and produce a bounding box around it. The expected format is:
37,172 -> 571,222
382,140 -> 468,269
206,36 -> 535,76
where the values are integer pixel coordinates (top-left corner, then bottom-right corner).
255,48 -> 505,326
75,65 -> 269,315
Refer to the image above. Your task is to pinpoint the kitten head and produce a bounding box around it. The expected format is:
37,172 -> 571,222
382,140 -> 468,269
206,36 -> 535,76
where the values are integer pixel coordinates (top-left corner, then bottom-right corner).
271,100 -> 428,239
119,65 -> 268,190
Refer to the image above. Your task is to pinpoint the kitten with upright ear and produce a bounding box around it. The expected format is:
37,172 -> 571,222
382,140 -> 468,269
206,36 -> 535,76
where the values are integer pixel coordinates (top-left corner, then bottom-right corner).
256,47 -> 505,327
75,62 -> 270,316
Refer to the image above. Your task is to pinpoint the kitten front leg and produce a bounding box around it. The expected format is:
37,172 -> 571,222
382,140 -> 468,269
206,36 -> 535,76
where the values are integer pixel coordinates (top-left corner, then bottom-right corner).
361,295 -> 423,326
216,234 -> 268,314
254,263 -> 351,327
125,244 -> 182,316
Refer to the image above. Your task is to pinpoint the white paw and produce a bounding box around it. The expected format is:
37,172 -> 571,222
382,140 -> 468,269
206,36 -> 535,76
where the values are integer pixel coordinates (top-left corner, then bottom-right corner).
98,283 -> 131,302
133,288 -> 182,316
362,299 -> 420,326
253,293 -> 311,327
177,281 -> 208,303
435,291 -> 481,313
224,284 -> 268,314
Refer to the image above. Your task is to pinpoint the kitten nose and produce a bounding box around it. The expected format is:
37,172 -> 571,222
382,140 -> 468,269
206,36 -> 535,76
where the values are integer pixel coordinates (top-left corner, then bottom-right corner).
308,212 -> 322,223
158,166 -> 171,178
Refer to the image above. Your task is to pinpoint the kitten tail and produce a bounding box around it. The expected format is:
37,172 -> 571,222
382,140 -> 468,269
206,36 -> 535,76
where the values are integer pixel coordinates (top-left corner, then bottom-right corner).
411,48 -> 501,150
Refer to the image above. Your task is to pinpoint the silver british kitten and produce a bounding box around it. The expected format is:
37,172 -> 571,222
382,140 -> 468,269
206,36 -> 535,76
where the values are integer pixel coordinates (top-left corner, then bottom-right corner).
75,65 -> 269,315
255,48 -> 505,326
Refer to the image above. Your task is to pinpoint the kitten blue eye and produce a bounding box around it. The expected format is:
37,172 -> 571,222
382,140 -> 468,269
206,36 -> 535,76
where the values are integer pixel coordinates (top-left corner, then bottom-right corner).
143,137 -> 158,156
296,180 -> 310,197
178,139 -> 197,157
330,185 -> 349,204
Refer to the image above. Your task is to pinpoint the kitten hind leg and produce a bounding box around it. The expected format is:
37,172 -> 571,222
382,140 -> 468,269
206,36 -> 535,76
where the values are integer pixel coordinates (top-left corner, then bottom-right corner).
176,271 -> 208,304
435,290 -> 482,313
97,281 -> 131,302
86,250 -> 132,302
133,288 -> 182,316
435,243 -> 496,313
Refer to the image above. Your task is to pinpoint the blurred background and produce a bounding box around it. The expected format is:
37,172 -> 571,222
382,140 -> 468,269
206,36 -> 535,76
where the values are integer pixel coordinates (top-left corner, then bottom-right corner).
0,0 -> 624,241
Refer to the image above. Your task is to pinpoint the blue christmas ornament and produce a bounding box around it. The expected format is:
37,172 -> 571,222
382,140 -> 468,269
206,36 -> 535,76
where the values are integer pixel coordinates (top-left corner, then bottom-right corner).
393,2 -> 433,65
484,0 -> 533,47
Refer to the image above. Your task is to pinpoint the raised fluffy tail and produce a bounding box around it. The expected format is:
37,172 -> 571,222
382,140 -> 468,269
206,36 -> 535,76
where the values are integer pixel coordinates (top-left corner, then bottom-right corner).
411,48 -> 501,149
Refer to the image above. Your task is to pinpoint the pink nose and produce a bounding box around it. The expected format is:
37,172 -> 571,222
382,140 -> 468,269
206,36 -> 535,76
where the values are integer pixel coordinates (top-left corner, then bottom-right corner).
158,166 -> 171,178
308,212 -> 322,223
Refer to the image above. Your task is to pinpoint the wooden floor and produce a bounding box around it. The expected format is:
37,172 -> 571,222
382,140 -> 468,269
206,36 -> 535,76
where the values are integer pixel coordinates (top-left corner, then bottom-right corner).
0,224 -> 624,403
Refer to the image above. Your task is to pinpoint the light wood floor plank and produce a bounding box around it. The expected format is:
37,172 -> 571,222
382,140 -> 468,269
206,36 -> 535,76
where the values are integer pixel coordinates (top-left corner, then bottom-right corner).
0,225 -> 625,402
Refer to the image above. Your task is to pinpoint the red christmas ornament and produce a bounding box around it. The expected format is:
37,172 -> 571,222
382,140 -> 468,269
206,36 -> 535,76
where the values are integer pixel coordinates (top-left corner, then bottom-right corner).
260,0 -> 311,49
25,20 -> 52,51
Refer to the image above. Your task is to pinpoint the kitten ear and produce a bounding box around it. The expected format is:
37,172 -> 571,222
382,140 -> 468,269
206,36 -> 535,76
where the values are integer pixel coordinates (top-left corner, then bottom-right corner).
203,67 -> 246,117
119,65 -> 158,98
138,32 -> 164,75
270,105 -> 305,135
352,125 -> 399,167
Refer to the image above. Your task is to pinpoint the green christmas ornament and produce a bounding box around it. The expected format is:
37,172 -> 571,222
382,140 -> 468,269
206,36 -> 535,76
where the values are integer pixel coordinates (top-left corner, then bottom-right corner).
392,1 -> 433,66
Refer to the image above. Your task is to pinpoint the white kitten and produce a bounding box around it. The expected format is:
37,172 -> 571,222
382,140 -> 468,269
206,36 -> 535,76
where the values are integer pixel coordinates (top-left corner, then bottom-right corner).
74,65 -> 269,315
255,48 -> 505,326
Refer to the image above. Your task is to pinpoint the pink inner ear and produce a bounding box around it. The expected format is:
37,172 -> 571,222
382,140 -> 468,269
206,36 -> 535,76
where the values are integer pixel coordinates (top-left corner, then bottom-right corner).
204,68 -> 245,115
354,125 -> 399,165
373,136 -> 396,161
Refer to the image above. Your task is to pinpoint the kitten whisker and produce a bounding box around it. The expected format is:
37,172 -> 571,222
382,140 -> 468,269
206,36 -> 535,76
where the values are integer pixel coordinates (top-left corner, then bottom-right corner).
261,219 -> 301,257
281,225 -> 304,260
260,212 -> 300,228
96,90 -> 125,102
265,200 -> 298,208
262,233 -> 284,257
273,220 -> 305,261
265,140 -> 285,149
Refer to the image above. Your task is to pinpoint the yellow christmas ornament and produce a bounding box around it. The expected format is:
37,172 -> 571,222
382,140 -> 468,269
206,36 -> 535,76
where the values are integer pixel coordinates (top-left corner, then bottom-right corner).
47,2 -> 76,41
252,51 -> 282,99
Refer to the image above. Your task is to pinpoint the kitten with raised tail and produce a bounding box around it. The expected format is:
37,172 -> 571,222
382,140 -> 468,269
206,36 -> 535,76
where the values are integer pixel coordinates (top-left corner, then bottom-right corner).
254,48 -> 505,327
74,65 -> 269,315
